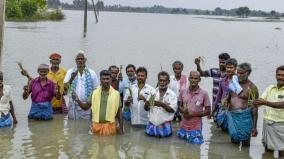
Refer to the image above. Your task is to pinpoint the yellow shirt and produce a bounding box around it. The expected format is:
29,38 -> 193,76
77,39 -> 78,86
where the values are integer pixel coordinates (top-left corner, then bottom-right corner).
91,86 -> 120,123
261,85 -> 284,122
47,68 -> 67,108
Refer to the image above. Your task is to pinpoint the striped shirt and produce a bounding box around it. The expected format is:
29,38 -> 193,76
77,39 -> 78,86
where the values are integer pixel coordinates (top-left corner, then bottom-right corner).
204,68 -> 225,102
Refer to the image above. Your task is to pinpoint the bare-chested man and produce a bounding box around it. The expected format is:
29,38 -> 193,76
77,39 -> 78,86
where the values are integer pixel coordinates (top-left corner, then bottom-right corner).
227,63 -> 258,145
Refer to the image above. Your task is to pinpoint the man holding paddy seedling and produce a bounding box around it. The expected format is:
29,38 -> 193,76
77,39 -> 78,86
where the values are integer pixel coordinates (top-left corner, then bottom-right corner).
119,64 -> 137,121
211,58 -> 238,131
169,61 -> 188,122
144,71 -> 177,137
64,51 -> 100,120
124,67 -> 155,127
47,53 -> 68,114
23,64 -> 61,120
20,53 -> 68,114
226,63 -> 259,145
178,71 -> 211,144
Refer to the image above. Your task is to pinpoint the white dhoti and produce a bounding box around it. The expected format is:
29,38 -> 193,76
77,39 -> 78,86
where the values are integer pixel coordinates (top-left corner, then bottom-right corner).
263,120 -> 284,151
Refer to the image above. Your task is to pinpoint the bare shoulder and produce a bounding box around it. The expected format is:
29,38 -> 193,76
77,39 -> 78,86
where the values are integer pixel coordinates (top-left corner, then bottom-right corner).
248,80 -> 258,90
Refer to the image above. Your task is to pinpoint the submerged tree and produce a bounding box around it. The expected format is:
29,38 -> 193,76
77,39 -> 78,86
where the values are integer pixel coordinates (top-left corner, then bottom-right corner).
236,6 -> 250,18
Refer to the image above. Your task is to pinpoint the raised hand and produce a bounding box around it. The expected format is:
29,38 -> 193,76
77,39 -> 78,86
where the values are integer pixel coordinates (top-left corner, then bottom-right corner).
194,57 -> 201,65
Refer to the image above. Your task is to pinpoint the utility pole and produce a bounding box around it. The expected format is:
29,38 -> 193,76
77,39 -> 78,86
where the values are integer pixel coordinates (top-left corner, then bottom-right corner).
0,0 -> 5,69
83,0 -> 87,37
83,0 -> 99,38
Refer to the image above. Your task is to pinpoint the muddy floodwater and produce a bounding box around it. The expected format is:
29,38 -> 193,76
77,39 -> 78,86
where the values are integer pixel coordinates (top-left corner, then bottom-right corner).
1,10 -> 284,159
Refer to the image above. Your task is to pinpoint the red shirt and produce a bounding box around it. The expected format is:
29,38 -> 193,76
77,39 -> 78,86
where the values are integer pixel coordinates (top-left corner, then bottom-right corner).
178,88 -> 211,131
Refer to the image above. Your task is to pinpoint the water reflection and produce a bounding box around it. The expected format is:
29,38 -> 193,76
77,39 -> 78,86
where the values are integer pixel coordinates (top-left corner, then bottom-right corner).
89,136 -> 119,159
26,115 -> 66,158
64,117 -> 92,158
0,126 -> 15,158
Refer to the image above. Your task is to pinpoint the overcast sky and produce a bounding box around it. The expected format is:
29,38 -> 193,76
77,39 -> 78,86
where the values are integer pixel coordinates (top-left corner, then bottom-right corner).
61,0 -> 284,12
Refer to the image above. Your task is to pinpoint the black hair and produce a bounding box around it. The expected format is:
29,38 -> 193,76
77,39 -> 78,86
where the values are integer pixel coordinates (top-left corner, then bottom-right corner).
276,65 -> 284,73
136,67 -> 148,76
158,71 -> 170,81
225,58 -> 238,67
172,61 -> 183,68
100,70 -> 111,77
108,65 -> 119,71
125,64 -> 136,72
219,53 -> 230,60
238,63 -> 252,75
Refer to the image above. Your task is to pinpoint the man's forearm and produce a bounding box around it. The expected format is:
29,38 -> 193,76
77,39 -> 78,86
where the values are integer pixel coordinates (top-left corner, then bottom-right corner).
192,108 -> 210,117
196,64 -> 208,77
76,99 -> 91,110
161,103 -> 175,113
9,101 -> 16,119
266,101 -> 284,109
252,107 -> 258,130
116,107 -> 123,133
22,92 -> 30,100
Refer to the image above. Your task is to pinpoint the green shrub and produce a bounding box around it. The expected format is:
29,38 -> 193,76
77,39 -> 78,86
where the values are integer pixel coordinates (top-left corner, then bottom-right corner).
20,0 -> 38,17
5,1 -> 22,18
48,9 -> 65,21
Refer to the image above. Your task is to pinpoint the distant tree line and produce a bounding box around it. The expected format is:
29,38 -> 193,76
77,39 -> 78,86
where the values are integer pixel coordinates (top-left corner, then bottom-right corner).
50,0 -> 284,18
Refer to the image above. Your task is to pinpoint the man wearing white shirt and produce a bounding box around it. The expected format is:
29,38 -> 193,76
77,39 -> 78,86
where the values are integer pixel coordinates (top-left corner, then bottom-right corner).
124,67 -> 155,127
64,51 -> 100,120
119,64 -> 137,121
144,71 -> 177,137
169,61 -> 188,121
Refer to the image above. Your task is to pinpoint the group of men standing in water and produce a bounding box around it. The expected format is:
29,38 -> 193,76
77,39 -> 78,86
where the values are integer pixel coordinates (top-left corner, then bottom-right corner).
1,50 -> 284,157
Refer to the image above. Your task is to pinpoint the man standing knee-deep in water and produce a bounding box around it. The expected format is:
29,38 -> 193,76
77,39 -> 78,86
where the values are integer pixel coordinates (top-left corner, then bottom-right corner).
253,65 -> 284,156
227,63 -> 258,145
169,61 -> 188,122
23,64 -> 61,120
47,53 -> 68,114
64,51 -> 100,120
0,71 -> 17,127
212,58 -> 238,131
195,53 -> 230,106
144,71 -> 177,137
72,70 -> 123,135
178,71 -> 211,144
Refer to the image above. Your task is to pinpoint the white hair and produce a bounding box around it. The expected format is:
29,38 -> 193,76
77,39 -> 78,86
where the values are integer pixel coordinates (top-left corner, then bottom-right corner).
76,50 -> 86,57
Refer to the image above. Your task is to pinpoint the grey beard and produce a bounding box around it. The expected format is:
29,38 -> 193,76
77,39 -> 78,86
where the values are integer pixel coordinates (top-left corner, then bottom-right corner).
159,85 -> 167,89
